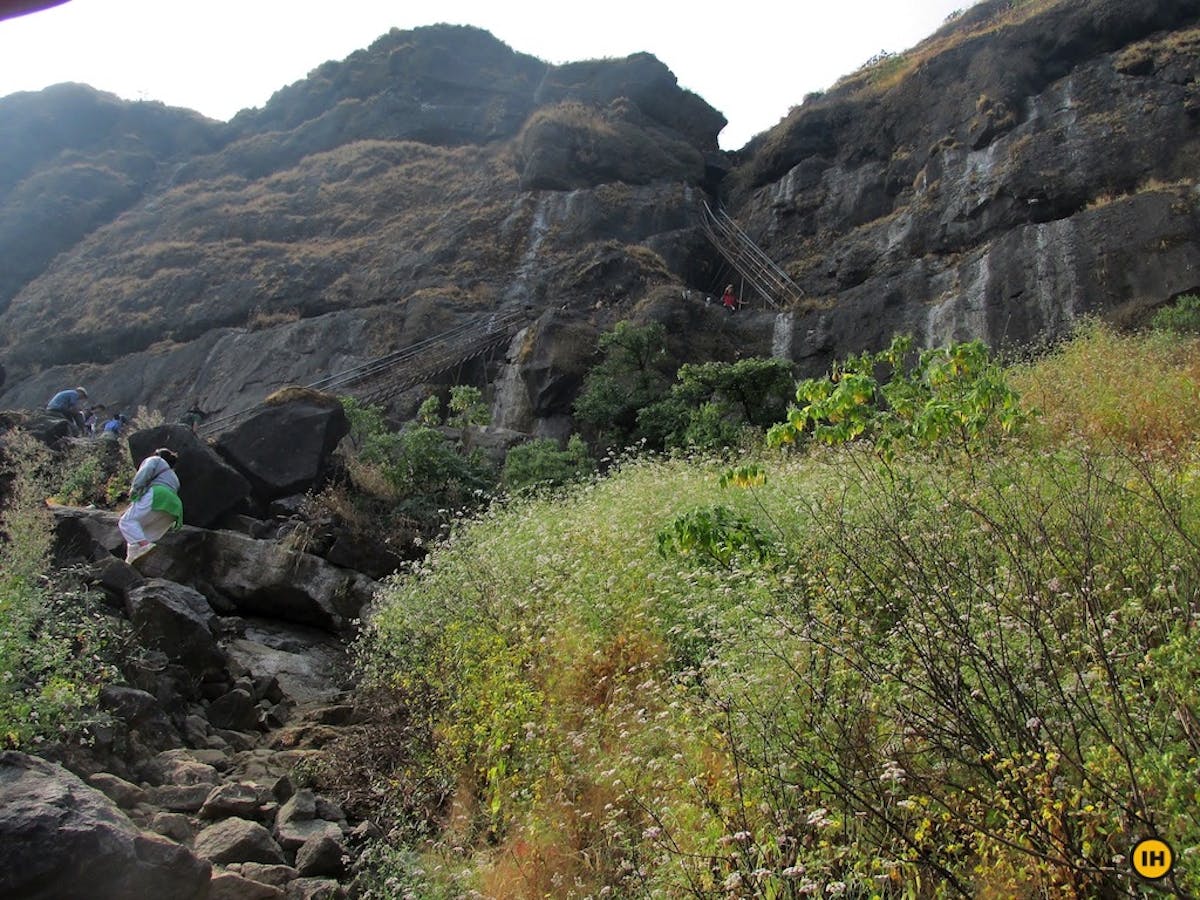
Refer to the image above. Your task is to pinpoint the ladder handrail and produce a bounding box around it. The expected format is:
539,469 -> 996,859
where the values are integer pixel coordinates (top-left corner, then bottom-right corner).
198,309 -> 525,436
699,200 -> 804,309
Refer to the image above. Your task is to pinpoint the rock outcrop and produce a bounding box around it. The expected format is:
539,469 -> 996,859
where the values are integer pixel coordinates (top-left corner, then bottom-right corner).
213,390 -> 348,504
129,424 -> 252,527
727,0 -> 1200,370
0,25 -> 723,432
0,751 -> 212,900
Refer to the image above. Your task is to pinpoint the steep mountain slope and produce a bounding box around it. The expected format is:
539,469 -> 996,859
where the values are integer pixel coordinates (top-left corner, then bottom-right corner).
0,25 -> 726,425
0,2 -> 1197,431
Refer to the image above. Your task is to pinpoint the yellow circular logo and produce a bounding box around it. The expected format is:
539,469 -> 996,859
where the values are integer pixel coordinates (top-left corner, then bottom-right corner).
1131,838 -> 1174,880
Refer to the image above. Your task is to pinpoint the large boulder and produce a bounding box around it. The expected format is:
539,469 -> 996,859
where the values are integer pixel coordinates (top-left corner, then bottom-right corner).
129,424 -> 251,527
51,507 -> 125,564
0,751 -> 211,900
0,409 -> 72,446
47,506 -> 378,633
213,390 -> 348,505
193,816 -> 287,866
136,528 -> 377,632
188,530 -> 375,632
125,578 -> 224,676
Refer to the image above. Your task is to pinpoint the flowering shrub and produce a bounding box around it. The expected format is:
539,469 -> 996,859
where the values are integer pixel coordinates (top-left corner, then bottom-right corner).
0,432 -> 123,748
349,331 -> 1200,897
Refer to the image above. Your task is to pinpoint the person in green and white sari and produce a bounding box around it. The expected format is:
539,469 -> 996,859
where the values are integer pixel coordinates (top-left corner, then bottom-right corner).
118,447 -> 183,564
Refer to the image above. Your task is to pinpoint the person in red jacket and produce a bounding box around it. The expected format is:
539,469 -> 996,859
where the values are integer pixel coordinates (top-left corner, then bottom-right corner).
722,284 -> 739,313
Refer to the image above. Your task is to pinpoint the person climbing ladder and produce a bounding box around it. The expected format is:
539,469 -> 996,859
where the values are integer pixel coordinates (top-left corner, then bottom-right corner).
722,284 -> 740,313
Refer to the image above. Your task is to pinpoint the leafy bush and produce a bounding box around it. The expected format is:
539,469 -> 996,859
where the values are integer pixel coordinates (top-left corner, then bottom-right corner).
639,357 -> 795,451
501,434 -> 591,494
381,425 -> 494,522
768,334 -> 1026,459
447,385 -> 490,429
1151,293 -> 1200,335
573,321 -> 675,447
656,503 -> 772,568
0,431 -> 123,748
345,396 -> 495,520
49,436 -> 129,508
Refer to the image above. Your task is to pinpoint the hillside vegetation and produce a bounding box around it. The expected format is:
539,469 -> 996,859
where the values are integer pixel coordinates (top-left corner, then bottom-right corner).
340,318 -> 1200,897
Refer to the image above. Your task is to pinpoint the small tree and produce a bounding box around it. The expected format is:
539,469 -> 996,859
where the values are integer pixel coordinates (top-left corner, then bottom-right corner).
447,386 -> 490,429
639,357 -> 795,450
768,335 -> 1026,460
574,321 -> 675,446
502,434 -> 592,494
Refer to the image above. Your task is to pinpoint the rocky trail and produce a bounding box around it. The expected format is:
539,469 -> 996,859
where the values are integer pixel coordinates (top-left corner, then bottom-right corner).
0,395 -> 404,900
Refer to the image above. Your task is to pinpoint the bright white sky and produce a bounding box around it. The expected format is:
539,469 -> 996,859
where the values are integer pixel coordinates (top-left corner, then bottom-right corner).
0,0 -> 973,150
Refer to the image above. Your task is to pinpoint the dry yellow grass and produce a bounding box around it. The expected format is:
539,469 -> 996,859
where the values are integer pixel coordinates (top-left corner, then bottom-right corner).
1008,320 -> 1200,451
833,0 -> 1070,98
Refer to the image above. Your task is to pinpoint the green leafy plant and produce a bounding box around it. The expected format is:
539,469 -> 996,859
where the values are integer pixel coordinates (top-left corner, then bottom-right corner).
502,434 -> 591,494
574,321 -> 675,446
447,385 -> 490,429
416,394 -> 442,427
638,357 -> 795,452
0,431 -> 122,748
768,334 -> 1027,459
1151,293 -> 1200,335
656,505 -> 772,569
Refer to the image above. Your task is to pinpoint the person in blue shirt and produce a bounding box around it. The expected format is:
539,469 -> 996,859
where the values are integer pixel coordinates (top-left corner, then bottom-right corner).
102,413 -> 129,436
46,386 -> 89,434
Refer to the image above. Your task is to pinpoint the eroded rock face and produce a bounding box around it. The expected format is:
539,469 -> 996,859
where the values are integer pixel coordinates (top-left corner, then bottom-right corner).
0,25 -> 722,426
0,751 -> 212,900
730,0 -> 1200,371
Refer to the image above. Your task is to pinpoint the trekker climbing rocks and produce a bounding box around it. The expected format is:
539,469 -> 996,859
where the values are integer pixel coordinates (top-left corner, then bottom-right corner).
83,403 -> 106,436
102,413 -> 129,436
118,447 -> 183,564
722,284 -> 739,313
179,402 -> 208,433
46,386 -> 89,434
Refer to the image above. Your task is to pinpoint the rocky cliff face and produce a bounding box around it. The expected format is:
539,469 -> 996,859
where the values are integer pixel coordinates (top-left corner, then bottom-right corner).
728,0 -> 1200,369
0,2 -> 1197,430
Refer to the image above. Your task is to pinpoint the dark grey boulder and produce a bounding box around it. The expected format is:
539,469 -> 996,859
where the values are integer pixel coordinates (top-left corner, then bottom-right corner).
286,876 -> 346,899
237,862 -> 298,887
194,816 -> 287,866
208,870 -> 285,900
98,685 -> 178,751
0,751 -> 211,900
8,410 -> 72,446
295,833 -> 346,878
85,772 -> 148,809
125,579 -> 224,676
50,506 -> 124,564
193,530 -> 378,632
207,688 -> 262,733
200,782 -> 269,820
214,392 -> 348,504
